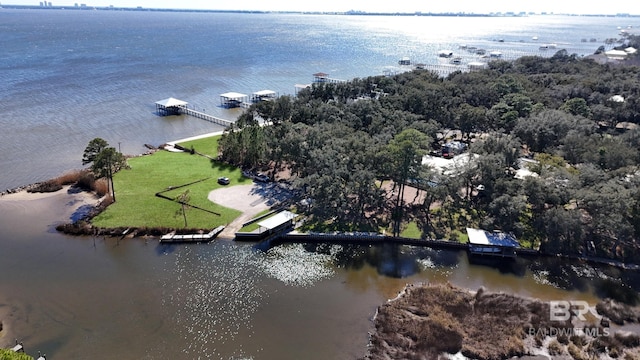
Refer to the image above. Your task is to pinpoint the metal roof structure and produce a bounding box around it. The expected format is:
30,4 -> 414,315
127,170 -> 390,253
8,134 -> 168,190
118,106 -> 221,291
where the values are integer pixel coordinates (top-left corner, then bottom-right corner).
155,97 -> 188,107
252,90 -> 276,97
220,92 -> 248,99
251,90 -> 277,102
257,211 -> 297,230
466,228 -> 520,248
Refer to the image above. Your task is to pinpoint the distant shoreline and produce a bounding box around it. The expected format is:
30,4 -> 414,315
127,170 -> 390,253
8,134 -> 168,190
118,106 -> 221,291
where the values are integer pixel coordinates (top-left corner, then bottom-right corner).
1,5 -> 638,17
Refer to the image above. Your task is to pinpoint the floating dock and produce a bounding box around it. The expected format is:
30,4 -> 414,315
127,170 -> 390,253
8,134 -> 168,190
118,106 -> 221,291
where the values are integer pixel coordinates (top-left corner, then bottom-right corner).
160,225 -> 225,244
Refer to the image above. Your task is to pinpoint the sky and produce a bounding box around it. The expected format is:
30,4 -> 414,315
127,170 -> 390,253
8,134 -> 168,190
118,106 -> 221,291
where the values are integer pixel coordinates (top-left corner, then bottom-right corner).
5,0 -> 640,15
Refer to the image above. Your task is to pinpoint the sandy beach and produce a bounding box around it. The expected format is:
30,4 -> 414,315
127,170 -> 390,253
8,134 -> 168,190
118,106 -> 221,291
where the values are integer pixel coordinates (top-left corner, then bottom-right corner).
0,186 -> 100,217
0,186 -> 101,352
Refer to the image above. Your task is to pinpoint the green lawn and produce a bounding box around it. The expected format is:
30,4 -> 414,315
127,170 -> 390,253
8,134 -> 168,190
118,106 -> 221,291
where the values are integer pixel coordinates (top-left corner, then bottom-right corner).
238,209 -> 274,232
177,135 -> 221,158
0,349 -> 33,360
92,142 -> 250,229
400,221 -> 422,239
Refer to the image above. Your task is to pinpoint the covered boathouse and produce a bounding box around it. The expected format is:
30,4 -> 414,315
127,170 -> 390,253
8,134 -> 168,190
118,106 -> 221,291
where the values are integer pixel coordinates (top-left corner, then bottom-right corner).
251,89 -> 277,103
466,227 -> 520,258
235,210 -> 298,241
155,97 -> 188,115
220,92 -> 249,108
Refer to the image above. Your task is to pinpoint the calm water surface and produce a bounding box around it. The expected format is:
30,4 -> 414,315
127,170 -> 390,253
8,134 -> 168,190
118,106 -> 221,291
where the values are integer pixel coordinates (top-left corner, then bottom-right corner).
1,9 -> 635,189
2,190 -> 638,359
1,10 -> 639,359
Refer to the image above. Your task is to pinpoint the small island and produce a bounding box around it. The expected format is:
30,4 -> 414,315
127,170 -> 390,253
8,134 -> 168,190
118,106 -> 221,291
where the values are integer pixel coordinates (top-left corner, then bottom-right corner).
361,283 -> 640,360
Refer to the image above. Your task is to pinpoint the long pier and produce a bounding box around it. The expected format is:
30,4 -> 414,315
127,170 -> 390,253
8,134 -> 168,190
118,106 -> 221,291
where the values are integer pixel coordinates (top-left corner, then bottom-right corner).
178,107 -> 234,127
261,232 -> 541,257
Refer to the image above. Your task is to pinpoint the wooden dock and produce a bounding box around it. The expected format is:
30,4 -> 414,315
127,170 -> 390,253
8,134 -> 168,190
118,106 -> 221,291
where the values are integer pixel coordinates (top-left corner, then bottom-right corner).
268,232 -> 540,256
160,225 -> 225,244
178,107 -> 234,128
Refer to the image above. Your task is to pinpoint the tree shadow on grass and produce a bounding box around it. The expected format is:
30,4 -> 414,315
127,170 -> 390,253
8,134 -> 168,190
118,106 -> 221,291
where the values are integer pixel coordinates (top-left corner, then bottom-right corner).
210,159 -> 237,172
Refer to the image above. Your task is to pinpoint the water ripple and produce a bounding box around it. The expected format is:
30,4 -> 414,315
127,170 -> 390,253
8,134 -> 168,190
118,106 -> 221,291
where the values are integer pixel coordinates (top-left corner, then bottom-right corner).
254,244 -> 337,287
160,243 -> 264,359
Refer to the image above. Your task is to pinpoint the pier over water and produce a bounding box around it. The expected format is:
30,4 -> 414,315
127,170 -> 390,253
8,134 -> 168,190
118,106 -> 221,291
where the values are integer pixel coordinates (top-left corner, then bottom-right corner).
155,97 -> 234,128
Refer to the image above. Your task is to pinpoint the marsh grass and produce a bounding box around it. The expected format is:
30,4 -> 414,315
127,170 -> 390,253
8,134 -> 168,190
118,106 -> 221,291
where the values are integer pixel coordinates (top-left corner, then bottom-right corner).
365,283 -> 579,360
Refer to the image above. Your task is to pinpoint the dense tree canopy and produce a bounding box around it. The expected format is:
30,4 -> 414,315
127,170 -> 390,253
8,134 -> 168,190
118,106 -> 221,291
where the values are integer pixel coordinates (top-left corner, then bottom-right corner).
218,46 -> 640,262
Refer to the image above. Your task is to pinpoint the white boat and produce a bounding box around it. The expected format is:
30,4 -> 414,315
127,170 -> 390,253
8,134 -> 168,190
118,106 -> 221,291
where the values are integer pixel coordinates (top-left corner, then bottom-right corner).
450,57 -> 463,65
438,50 -> 454,58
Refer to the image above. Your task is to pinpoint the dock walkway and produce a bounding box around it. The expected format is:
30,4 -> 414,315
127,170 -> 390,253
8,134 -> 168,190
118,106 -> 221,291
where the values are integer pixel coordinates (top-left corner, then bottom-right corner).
178,107 -> 234,127
160,225 -> 225,244
267,232 -> 540,256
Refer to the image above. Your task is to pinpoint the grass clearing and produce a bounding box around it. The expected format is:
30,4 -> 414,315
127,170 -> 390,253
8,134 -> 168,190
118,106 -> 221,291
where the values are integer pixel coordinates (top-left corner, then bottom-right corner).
239,209 -> 273,232
92,147 -> 250,229
0,349 -> 33,360
400,221 -> 421,239
177,135 -> 221,158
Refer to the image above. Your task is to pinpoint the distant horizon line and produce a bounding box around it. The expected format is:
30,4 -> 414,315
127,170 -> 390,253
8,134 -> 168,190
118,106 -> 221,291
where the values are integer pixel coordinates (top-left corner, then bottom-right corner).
1,4 -> 639,17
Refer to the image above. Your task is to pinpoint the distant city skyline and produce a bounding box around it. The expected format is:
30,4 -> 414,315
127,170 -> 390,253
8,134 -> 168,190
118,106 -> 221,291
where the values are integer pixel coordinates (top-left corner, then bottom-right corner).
4,0 -> 640,15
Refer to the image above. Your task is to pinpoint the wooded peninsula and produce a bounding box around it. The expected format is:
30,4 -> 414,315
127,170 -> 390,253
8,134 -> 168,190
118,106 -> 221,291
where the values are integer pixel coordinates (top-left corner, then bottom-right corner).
217,38 -> 640,264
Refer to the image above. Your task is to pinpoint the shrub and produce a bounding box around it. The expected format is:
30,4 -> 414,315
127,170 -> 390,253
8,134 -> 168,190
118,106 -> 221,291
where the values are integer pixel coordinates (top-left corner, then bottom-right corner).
416,310 -> 464,354
558,332 -> 570,345
27,180 -> 62,193
0,349 -> 33,360
571,334 -> 588,347
624,351 -> 640,360
615,331 -> 640,348
93,178 -> 109,197
568,343 -> 588,360
548,339 -> 565,355
55,169 -> 86,185
596,299 -> 640,325
75,171 -> 96,192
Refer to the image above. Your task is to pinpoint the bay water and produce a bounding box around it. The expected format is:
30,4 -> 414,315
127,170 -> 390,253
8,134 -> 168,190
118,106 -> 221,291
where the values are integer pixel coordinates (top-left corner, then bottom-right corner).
1,9 -> 639,359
